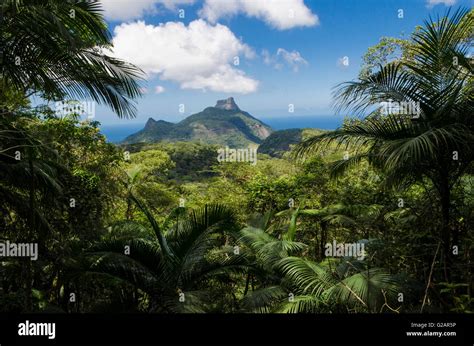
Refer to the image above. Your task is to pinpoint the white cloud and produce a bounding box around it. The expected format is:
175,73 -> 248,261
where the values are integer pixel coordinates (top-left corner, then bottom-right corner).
154,85 -> 166,94
159,0 -> 196,9
276,48 -> 308,72
262,48 -> 308,72
100,0 -> 196,21
110,20 -> 258,94
426,0 -> 456,6
199,0 -> 319,30
139,87 -> 149,94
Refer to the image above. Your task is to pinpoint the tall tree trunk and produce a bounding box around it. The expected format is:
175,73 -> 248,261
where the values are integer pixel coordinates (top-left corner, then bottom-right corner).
25,155 -> 35,311
243,273 -> 251,296
125,197 -> 133,220
320,222 -> 328,260
438,174 -> 451,282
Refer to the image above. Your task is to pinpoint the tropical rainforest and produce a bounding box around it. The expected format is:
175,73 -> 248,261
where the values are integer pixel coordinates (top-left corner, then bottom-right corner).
0,1 -> 473,314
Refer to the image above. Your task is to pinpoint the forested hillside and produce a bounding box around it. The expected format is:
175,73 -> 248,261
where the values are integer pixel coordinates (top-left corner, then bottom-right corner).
0,1 -> 472,315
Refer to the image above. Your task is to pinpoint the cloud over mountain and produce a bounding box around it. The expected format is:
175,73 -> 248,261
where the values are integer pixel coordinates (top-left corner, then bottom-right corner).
199,0 -> 319,30
101,0 -> 318,29
110,20 -> 258,94
100,0 -> 196,21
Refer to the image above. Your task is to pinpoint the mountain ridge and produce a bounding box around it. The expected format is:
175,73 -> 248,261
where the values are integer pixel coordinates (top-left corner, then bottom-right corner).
122,98 -> 273,147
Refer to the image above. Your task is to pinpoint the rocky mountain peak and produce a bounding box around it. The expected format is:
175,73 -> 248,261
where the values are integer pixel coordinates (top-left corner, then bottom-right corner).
145,117 -> 155,126
215,97 -> 240,111
144,117 -> 158,129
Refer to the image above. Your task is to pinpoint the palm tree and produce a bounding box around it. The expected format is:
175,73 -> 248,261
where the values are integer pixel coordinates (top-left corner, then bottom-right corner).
276,203 -> 384,259
0,111 -> 68,310
0,0 -> 144,310
84,200 -> 248,312
296,9 -> 474,276
275,256 -> 400,313
239,213 -> 400,313
1,0 -> 144,117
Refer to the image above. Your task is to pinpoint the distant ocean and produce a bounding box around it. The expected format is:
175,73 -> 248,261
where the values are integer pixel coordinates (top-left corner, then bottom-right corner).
100,123 -> 145,143
99,115 -> 344,143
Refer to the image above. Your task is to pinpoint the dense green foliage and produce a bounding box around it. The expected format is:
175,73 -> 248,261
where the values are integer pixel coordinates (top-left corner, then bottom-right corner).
258,128 -> 326,158
258,129 -> 304,158
0,2 -> 472,314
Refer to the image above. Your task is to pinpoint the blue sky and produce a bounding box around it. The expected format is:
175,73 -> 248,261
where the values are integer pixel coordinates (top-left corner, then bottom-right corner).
83,0 -> 473,125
